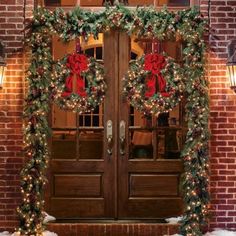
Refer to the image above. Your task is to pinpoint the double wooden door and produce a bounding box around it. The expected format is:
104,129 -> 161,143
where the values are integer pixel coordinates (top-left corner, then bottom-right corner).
46,31 -> 183,220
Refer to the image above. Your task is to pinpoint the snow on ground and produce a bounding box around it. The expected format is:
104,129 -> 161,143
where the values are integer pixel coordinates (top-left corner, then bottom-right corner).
168,229 -> 236,236
205,229 -> 236,236
41,231 -> 58,236
164,217 -> 236,236
165,216 -> 183,224
1,229 -> 236,236
0,230 -> 235,236
0,232 -> 11,236
0,231 -> 58,236
0,213 -> 57,236
43,212 -> 56,224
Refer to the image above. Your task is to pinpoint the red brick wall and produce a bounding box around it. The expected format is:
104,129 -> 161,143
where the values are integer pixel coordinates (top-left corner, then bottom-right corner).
0,0 -> 34,231
200,0 -> 236,230
0,0 -> 236,233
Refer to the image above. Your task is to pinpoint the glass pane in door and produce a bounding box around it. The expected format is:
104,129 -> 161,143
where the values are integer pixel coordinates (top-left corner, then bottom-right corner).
127,37 -> 185,161
156,105 -> 183,159
51,107 -> 77,160
128,104 -> 186,160
126,36 -> 187,158
78,130 -> 104,159
129,106 -> 154,159
78,106 -> 104,160
51,34 -> 105,161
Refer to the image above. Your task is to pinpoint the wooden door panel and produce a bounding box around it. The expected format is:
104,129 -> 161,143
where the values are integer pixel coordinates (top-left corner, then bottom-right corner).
51,161 -> 104,172
54,175 -> 103,197
49,162 -> 106,218
80,0 -> 102,6
61,0 -> 76,5
50,198 -> 105,218
129,0 -> 154,5
129,174 -> 179,197
128,160 -> 183,172
119,198 -> 183,218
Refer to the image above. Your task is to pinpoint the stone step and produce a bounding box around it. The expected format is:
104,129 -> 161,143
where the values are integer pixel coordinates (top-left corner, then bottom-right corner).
47,223 -> 179,236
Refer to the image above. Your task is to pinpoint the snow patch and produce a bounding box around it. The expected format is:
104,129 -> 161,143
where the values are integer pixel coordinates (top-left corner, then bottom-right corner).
42,231 -> 58,236
205,229 -> 236,236
1,229 -> 236,236
167,229 -> 236,236
168,234 -> 181,236
0,231 -> 57,236
0,232 -> 11,236
165,216 -> 182,224
43,212 -> 56,224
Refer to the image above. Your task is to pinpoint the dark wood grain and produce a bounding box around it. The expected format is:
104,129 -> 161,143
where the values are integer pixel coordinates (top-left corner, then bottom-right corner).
49,198 -> 105,218
128,160 -> 183,173
54,175 -> 103,197
119,198 -> 183,218
129,174 -> 179,197
129,0 -> 154,5
103,30 -> 119,218
80,0 -> 103,6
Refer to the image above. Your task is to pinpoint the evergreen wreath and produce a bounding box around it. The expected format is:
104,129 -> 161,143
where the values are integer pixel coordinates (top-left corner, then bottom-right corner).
52,53 -> 106,113
123,53 -> 184,116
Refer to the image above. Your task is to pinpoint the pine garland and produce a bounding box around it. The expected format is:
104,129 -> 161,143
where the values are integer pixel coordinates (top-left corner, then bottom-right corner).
19,4 -> 209,236
17,28 -> 52,235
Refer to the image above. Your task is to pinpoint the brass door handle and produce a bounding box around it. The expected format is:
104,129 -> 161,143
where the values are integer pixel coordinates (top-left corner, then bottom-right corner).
120,120 -> 126,155
107,120 -> 113,155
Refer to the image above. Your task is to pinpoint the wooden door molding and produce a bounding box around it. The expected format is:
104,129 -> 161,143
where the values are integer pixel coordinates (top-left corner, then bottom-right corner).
117,32 -> 131,218
103,30 -> 119,218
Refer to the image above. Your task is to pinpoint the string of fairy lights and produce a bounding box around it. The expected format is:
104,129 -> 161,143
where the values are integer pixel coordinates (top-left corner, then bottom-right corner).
123,53 -> 185,116
52,54 -> 107,113
18,4 -> 209,236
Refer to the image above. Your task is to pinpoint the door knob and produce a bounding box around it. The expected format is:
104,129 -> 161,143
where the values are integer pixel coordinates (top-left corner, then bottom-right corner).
106,120 -> 113,155
120,120 -> 126,155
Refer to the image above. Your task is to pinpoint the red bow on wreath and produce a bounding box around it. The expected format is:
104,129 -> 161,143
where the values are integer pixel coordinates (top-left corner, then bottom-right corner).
144,53 -> 170,97
62,53 -> 88,97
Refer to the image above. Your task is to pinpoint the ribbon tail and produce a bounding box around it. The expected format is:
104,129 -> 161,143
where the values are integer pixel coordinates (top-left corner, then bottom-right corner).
62,75 -> 73,97
157,74 -> 166,92
145,74 -> 156,97
62,91 -> 72,97
76,75 -> 87,97
158,74 -> 171,97
161,92 -> 170,97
